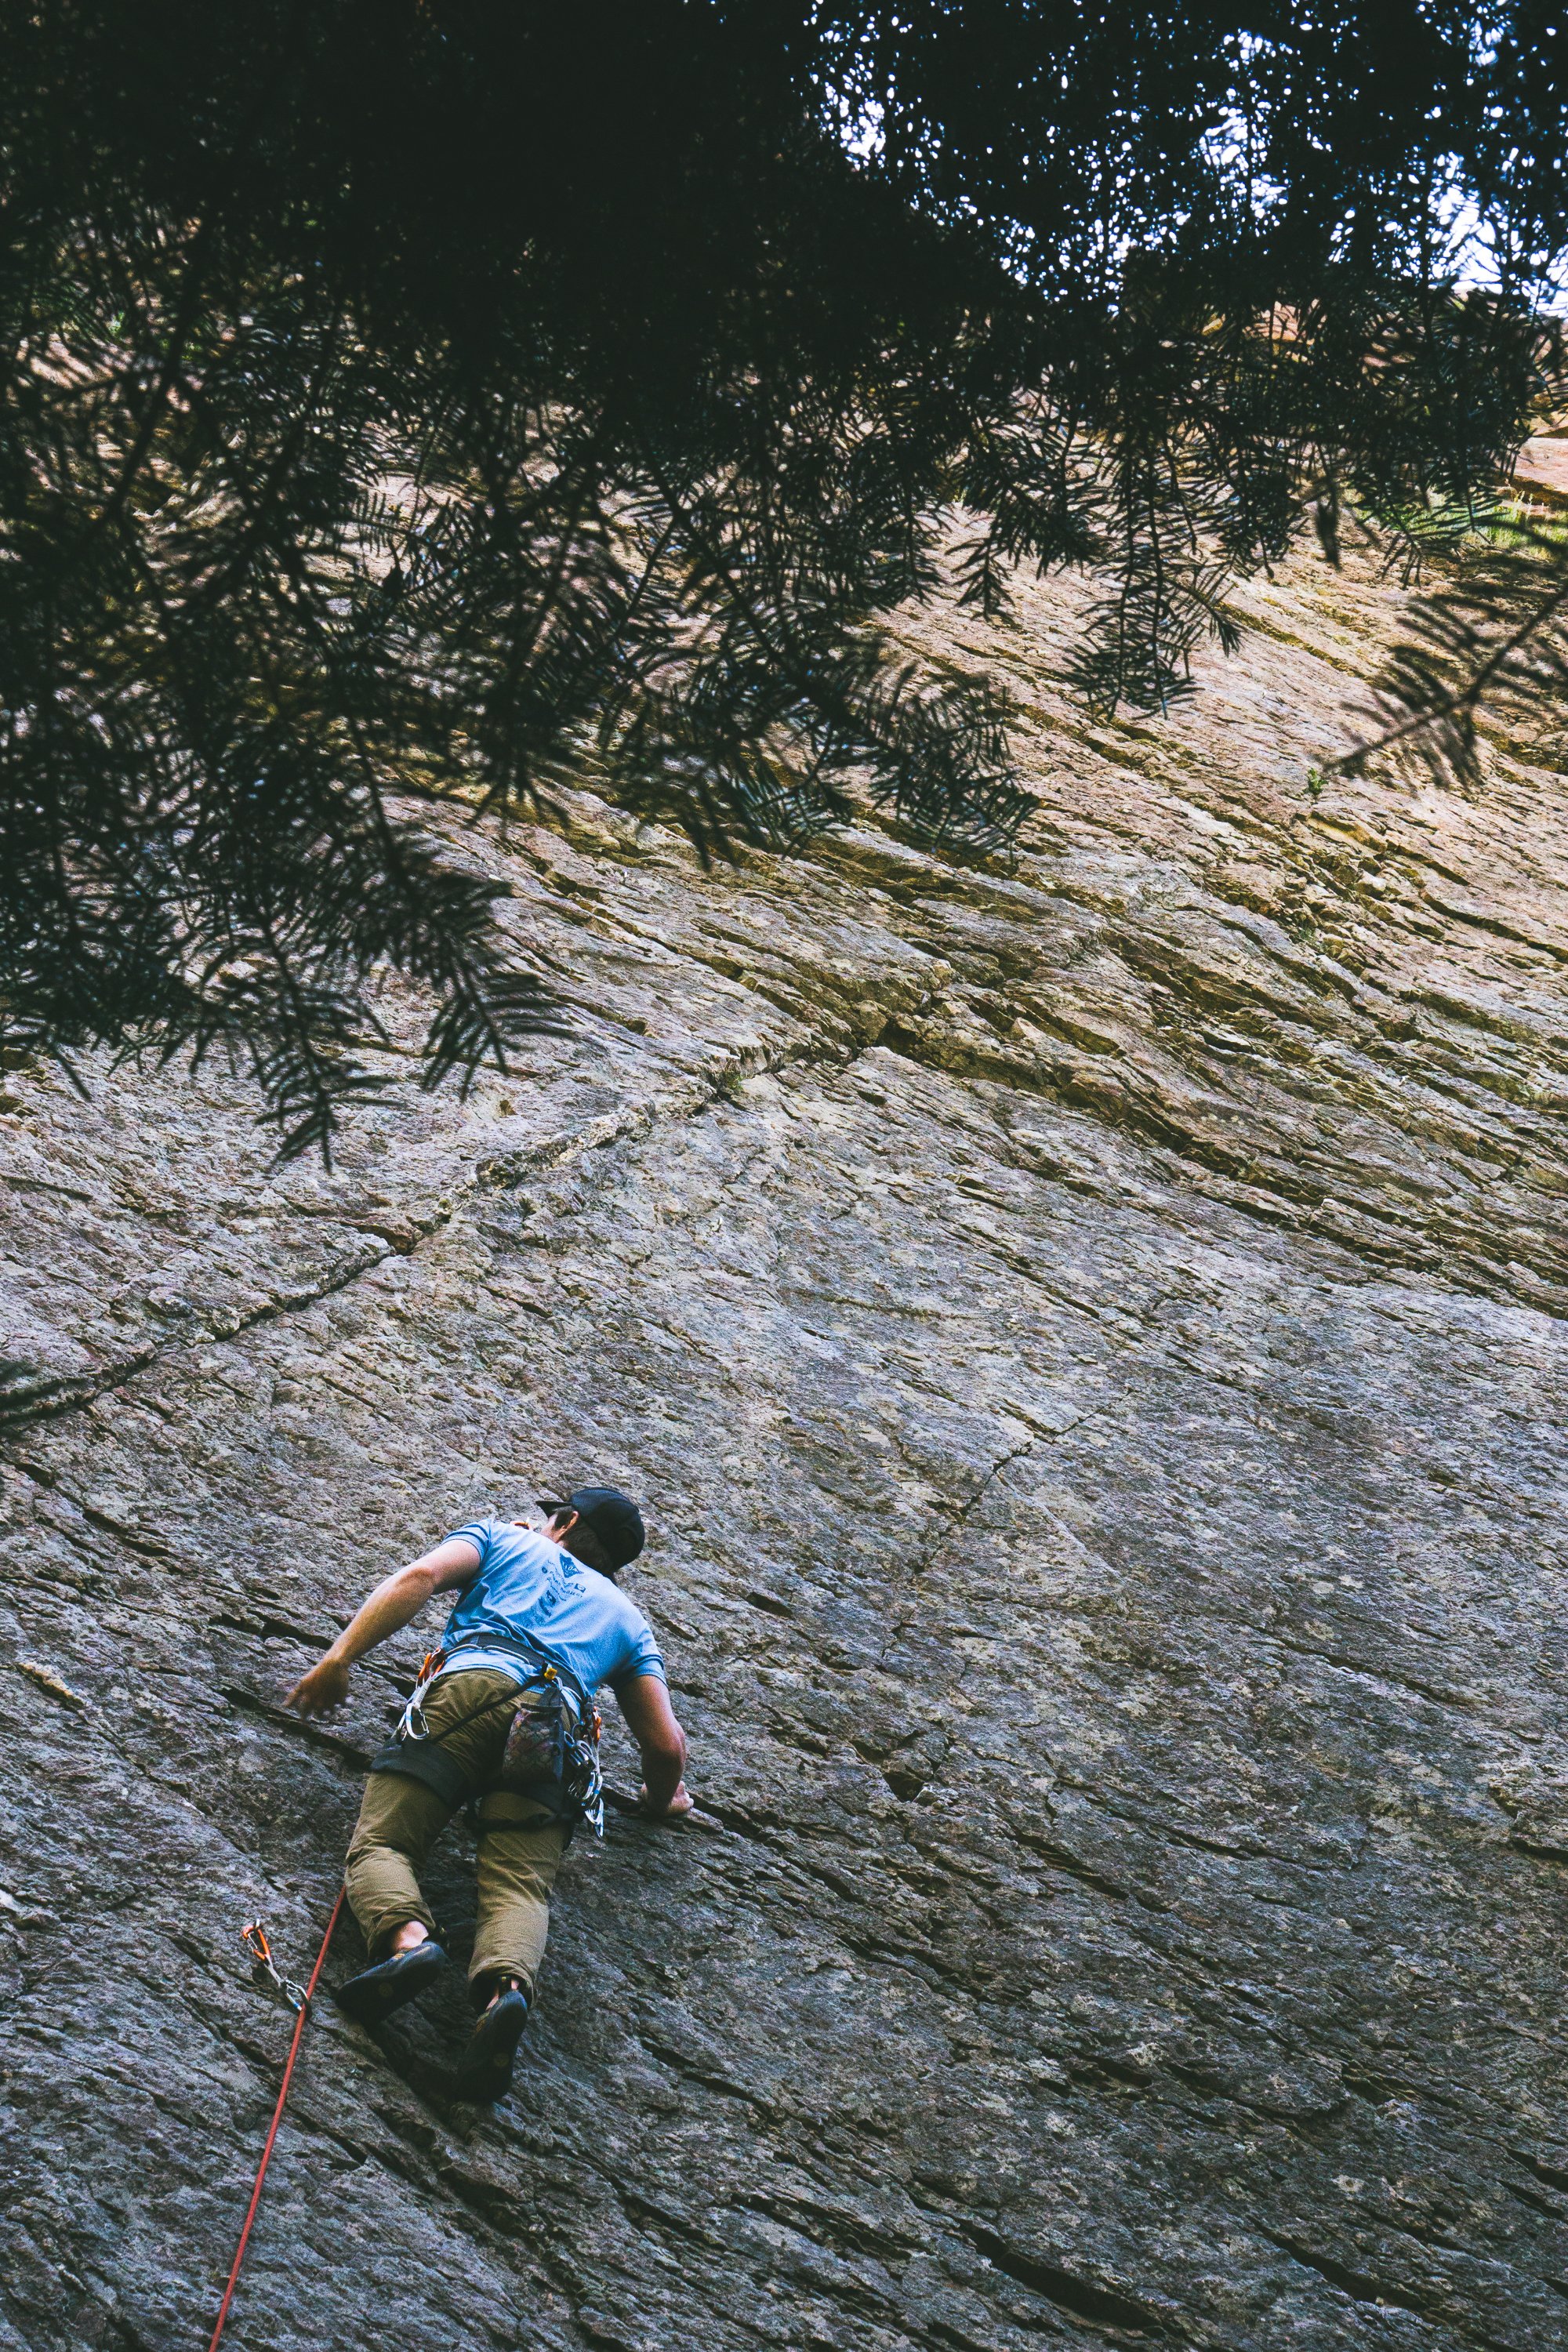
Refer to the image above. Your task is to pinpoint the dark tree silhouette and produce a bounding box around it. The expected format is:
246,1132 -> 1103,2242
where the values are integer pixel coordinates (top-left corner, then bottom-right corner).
3,2 -> 1565,1151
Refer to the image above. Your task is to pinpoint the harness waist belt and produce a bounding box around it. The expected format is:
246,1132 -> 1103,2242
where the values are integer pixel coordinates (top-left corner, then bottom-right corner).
444,1628 -> 591,1704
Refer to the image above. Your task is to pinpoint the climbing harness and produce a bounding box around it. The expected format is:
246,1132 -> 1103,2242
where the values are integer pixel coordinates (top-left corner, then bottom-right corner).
205,1888 -> 345,2352
372,1632 -> 606,1837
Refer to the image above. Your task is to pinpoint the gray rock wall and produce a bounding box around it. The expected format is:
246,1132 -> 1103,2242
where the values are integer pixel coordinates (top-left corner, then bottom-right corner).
3,550 -> 1568,2350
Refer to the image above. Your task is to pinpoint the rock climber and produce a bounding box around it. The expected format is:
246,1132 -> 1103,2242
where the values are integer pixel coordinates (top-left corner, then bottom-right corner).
284,1486 -> 690,2100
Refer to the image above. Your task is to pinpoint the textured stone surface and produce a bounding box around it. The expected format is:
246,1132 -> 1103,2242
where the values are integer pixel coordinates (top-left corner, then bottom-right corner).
4,544 -> 1568,2351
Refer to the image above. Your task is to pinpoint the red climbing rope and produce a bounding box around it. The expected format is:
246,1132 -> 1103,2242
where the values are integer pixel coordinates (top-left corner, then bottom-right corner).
205,1886 -> 346,2352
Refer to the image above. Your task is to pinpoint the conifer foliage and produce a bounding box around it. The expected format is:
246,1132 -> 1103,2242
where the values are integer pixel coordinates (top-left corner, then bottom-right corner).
3,3 -> 1565,1150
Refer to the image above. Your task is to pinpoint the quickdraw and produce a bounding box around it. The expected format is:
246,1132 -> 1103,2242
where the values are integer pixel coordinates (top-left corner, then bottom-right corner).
393,1646 -> 449,1745
241,1919 -> 307,2014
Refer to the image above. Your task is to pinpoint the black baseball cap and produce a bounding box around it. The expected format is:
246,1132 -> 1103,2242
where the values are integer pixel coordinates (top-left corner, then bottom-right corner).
568,1485 -> 645,1572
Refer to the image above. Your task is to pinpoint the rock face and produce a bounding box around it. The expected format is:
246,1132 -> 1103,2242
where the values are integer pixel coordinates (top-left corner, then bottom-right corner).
4,546 -> 1568,2352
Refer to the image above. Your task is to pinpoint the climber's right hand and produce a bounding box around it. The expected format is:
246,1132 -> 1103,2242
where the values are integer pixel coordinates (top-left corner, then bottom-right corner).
285,1655 -> 351,1717
640,1779 -> 695,1821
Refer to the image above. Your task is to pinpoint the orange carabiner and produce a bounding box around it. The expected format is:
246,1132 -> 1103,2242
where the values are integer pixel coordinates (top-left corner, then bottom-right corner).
242,1918 -> 306,2012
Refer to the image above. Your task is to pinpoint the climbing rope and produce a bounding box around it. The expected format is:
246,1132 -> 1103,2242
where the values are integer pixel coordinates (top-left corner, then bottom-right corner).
205,1886 -> 346,2352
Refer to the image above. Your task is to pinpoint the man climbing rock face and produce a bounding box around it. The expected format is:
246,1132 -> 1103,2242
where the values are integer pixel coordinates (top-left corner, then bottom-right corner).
285,1486 -> 690,2100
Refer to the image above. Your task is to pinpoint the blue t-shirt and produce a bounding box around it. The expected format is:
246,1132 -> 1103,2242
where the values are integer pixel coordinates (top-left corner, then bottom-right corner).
440,1519 -> 666,1697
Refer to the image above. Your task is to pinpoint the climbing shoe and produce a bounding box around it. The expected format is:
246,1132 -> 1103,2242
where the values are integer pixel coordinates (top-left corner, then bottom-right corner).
450,1987 -> 529,2103
334,1940 -> 447,2027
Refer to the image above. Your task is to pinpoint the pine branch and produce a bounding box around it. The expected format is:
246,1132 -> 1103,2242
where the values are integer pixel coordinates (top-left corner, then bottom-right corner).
2,1 -> 1564,1151
1334,523 -> 1568,786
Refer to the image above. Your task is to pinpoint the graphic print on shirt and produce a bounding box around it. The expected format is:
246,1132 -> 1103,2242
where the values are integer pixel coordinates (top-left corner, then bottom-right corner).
535,1547 -> 583,1618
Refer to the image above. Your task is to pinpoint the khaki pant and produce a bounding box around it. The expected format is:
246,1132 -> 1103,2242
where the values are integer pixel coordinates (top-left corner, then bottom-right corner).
344,1668 -> 567,2003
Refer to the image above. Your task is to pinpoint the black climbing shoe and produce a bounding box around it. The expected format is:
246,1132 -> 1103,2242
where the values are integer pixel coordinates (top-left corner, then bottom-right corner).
334,1940 -> 447,2027
451,1987 -> 529,2103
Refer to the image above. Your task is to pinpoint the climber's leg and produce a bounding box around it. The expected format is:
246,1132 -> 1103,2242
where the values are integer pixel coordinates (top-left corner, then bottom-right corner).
469,1794 -> 568,2007
447,1800 -> 564,2100
336,1769 -> 455,2021
344,1766 -> 449,1956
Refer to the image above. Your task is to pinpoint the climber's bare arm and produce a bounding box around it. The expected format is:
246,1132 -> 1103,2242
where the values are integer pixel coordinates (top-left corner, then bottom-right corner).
618,1673 -> 692,1820
284,1537 -> 481,1717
